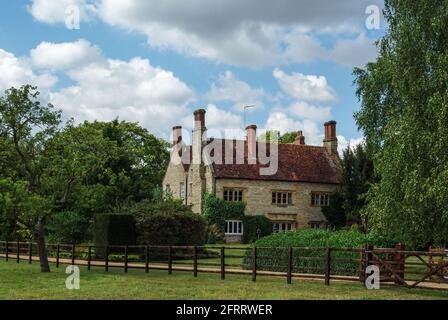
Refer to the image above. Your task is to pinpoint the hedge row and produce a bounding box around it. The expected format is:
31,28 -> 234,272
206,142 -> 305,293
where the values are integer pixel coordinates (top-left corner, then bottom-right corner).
243,229 -> 394,276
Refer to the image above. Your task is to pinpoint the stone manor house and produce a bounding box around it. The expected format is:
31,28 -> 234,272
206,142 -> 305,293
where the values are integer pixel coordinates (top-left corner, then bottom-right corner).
163,109 -> 341,242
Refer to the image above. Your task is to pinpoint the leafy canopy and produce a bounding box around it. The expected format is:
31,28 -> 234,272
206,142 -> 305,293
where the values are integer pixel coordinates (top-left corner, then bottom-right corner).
354,0 -> 448,248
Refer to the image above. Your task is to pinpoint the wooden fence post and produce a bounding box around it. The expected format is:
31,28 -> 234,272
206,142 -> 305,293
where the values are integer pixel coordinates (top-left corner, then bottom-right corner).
362,244 -> 374,286
56,244 -> 60,268
220,247 -> 225,280
287,247 -> 293,284
325,247 -> 332,286
193,246 -> 198,278
252,247 -> 257,282
28,242 -> 32,264
71,244 -> 76,265
105,246 -> 109,272
168,246 -> 173,275
5,241 -> 9,261
394,243 -> 405,285
87,246 -> 92,271
124,245 -> 129,273
145,246 -> 149,273
16,241 -> 20,263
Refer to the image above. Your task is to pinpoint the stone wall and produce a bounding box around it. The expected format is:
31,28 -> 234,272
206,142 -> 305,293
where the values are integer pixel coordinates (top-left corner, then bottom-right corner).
215,178 -> 339,229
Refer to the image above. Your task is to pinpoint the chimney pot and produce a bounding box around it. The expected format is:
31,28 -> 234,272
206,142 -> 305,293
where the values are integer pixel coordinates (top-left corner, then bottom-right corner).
172,126 -> 182,145
194,109 -> 206,128
323,120 -> 338,154
295,130 -> 305,145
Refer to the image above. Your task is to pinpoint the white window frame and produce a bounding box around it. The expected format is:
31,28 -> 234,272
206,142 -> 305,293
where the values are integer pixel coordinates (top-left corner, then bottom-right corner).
273,222 -> 295,233
225,220 -> 243,235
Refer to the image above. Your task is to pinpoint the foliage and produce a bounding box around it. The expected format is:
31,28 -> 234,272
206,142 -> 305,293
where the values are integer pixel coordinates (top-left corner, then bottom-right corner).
342,144 -> 376,223
324,144 -> 376,229
0,86 -> 170,270
258,130 -> 296,143
202,193 -> 272,244
244,229 -> 393,275
321,192 -> 345,229
47,211 -> 91,244
242,216 -> 272,243
128,193 -> 206,247
94,214 -> 136,257
202,193 -> 245,243
353,0 -> 448,248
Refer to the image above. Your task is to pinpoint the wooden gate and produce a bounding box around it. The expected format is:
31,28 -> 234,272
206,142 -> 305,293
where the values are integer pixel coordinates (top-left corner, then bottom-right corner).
364,245 -> 448,288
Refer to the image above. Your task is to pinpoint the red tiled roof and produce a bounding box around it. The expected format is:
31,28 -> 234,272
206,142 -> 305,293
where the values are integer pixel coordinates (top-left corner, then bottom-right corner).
211,140 -> 341,184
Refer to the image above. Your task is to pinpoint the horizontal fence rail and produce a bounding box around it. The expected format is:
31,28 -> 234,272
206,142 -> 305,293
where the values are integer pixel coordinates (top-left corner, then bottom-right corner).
0,241 -> 446,290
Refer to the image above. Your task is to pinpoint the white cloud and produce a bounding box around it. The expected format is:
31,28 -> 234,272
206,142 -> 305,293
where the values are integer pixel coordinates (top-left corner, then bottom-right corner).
328,33 -> 378,68
0,49 -> 57,95
29,0 -> 97,24
206,71 -> 270,111
337,136 -> 365,155
30,39 -> 102,70
29,0 -> 383,68
288,101 -> 331,122
273,68 -> 337,103
265,111 -> 322,145
0,41 -> 195,138
50,56 -> 195,136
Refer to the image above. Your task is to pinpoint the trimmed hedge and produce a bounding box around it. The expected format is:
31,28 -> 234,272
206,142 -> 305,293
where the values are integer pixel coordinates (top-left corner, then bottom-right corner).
94,214 -> 136,258
243,229 -> 394,276
135,211 -> 206,246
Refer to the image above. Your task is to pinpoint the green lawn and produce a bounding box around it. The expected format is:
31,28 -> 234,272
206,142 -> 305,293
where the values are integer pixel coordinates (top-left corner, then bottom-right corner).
1,260 -> 447,300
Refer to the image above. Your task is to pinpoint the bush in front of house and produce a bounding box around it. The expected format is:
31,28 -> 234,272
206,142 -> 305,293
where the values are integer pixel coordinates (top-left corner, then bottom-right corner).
129,197 -> 207,260
243,229 -> 393,276
203,193 -> 244,243
130,198 -> 207,247
242,216 -> 272,243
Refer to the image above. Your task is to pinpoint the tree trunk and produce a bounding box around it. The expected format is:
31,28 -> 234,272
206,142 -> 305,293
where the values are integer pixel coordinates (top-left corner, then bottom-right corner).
36,218 -> 50,273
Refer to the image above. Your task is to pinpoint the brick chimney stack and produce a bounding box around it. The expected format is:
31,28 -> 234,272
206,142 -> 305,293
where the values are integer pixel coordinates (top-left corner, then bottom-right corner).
191,109 -> 207,213
172,126 -> 182,145
323,121 -> 338,154
192,109 -> 206,165
246,125 -> 257,164
295,130 -> 306,145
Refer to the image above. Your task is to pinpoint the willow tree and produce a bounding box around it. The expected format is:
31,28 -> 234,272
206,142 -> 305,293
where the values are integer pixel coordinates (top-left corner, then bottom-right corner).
354,0 -> 448,248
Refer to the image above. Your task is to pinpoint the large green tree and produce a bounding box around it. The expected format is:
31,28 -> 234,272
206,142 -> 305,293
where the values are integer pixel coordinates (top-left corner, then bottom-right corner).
0,85 -> 170,271
354,0 -> 448,248
0,85 -> 61,271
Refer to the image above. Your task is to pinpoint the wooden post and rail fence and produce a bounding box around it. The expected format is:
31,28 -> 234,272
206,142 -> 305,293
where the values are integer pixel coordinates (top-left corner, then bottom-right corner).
0,241 -> 446,289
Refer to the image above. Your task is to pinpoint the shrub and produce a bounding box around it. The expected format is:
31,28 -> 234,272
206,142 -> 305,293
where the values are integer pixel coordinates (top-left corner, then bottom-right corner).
130,199 -> 206,247
94,214 -> 136,257
243,229 -> 393,276
203,193 -> 245,230
203,193 -> 272,244
242,216 -> 272,243
47,211 -> 91,244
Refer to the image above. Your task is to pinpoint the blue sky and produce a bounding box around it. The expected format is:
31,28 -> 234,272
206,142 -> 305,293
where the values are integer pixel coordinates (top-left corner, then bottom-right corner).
0,0 -> 386,151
